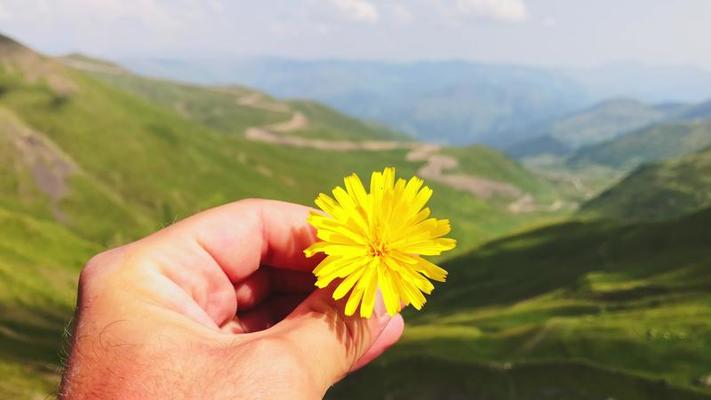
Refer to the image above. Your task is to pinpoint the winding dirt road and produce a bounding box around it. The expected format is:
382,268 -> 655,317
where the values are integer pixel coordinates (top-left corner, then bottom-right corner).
239,97 -> 561,212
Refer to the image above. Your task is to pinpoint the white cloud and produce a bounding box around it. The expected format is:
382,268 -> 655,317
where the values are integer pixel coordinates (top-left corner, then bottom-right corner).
0,0 -> 219,31
456,0 -> 527,22
328,0 -> 379,23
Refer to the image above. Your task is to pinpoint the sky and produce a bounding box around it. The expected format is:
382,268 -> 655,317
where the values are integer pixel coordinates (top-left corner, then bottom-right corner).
1,0 -> 711,69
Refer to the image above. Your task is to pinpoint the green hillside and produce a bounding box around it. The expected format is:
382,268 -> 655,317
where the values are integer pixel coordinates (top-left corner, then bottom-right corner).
0,34 -> 565,398
581,146 -> 711,222
63,56 -> 406,142
570,119 -> 711,169
505,98 -> 677,155
548,98 -> 676,148
0,208 -> 97,398
504,134 -> 571,159
330,209 -> 711,399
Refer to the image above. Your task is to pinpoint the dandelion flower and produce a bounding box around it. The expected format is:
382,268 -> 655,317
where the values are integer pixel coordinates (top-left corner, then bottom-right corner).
304,167 -> 456,318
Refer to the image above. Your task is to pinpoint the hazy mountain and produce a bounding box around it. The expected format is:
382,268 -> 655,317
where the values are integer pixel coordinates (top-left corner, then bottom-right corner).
497,98 -> 683,156
569,119 -> 711,169
122,57 -> 590,145
123,57 -> 711,148
677,99 -> 711,120
562,62 -> 711,103
504,135 -> 571,159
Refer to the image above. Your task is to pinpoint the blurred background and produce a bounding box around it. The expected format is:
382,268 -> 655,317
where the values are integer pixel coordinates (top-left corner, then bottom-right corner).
1,1 -> 711,398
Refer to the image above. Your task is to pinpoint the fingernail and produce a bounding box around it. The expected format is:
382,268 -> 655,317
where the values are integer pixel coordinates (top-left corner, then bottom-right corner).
374,290 -> 390,324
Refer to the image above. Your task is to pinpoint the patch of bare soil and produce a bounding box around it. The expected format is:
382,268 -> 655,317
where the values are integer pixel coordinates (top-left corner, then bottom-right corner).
0,108 -> 78,220
508,195 -> 564,214
267,111 -> 309,132
245,127 -> 411,152
416,152 -> 522,199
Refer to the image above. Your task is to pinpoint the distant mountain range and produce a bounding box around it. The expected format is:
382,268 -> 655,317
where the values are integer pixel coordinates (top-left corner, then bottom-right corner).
497,97 -> 685,152
501,95 -> 711,174
123,58 -> 587,145
561,62 -> 711,103
121,57 -> 711,147
569,118 -> 711,169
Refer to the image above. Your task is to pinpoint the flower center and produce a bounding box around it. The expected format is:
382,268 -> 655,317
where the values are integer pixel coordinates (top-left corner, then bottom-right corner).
369,241 -> 388,257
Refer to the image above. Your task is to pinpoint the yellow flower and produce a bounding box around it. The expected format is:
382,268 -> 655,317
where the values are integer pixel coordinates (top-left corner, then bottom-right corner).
304,167 -> 456,318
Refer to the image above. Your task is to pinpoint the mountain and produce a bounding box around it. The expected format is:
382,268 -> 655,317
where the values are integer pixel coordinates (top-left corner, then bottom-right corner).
504,135 -> 571,159
677,99 -> 711,120
562,62 -> 711,103
498,98 -> 680,156
0,35 -> 563,399
580,146 -> 711,222
122,57 -> 590,145
330,208 -> 711,399
121,57 -> 711,149
569,119 -> 711,169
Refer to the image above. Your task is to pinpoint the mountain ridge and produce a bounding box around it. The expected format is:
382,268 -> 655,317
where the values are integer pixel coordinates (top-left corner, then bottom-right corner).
580,146 -> 711,222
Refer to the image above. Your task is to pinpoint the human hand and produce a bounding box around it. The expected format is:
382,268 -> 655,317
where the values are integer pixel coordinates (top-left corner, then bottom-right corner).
59,199 -> 404,399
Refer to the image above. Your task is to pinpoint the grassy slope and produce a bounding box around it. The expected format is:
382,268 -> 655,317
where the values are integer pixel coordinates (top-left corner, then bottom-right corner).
444,145 -> 558,200
581,146 -> 711,222
502,98 -> 677,160
331,209 -> 711,399
79,64 -> 562,256
78,66 -> 407,141
0,207 -> 98,398
73,69 -> 291,136
547,98 -> 672,148
570,120 -> 711,169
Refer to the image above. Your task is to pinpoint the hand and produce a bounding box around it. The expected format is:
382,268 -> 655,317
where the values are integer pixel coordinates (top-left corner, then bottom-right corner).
59,199 -> 404,399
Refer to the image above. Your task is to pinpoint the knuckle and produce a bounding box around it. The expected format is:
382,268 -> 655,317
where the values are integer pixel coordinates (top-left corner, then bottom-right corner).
234,197 -> 266,210
79,246 -> 126,289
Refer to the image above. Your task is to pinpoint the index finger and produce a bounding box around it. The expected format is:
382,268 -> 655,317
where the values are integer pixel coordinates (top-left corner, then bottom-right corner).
165,198 -> 320,282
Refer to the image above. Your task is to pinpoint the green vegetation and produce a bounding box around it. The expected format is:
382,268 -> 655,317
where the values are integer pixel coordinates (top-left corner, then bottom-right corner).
444,145 -> 558,201
75,61 -> 407,142
0,207 -> 98,398
504,98 -> 678,161
545,98 -> 674,148
570,120 -> 711,169
581,146 -> 711,222
331,209 -> 711,399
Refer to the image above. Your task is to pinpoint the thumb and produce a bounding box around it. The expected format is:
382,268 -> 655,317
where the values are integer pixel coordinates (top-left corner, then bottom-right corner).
273,285 -> 403,392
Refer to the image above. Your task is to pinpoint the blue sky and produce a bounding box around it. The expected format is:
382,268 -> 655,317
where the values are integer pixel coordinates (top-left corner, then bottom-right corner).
1,0 -> 710,68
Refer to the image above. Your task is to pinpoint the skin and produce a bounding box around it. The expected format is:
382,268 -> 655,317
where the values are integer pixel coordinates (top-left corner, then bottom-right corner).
59,199 -> 404,400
